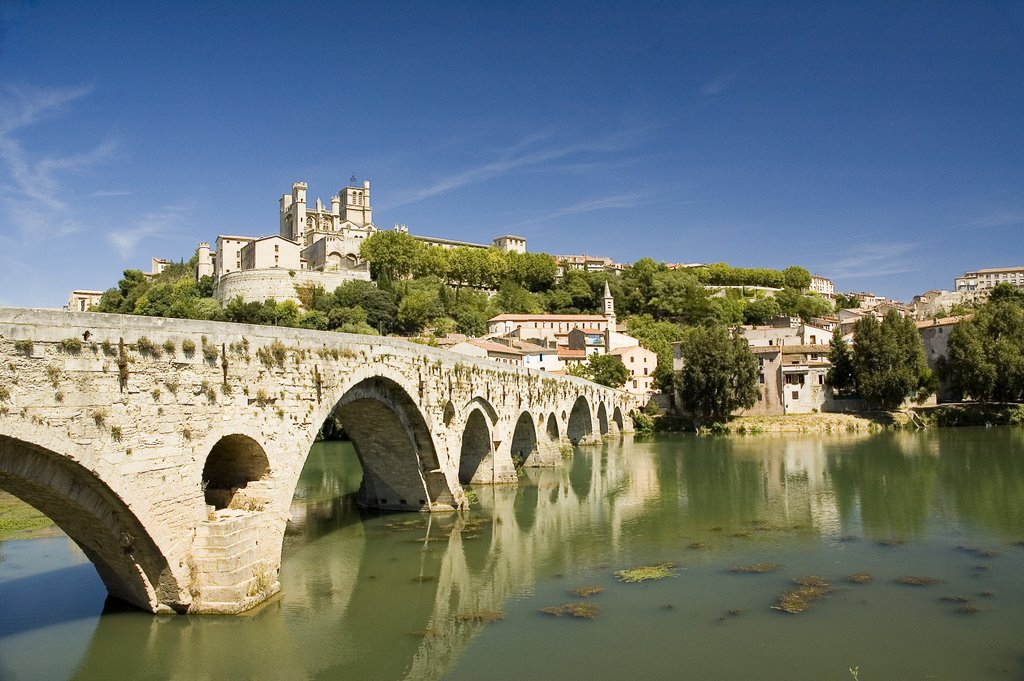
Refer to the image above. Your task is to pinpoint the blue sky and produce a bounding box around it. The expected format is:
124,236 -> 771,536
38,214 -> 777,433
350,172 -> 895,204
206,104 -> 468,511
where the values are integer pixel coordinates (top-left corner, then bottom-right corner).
1,0 -> 1022,307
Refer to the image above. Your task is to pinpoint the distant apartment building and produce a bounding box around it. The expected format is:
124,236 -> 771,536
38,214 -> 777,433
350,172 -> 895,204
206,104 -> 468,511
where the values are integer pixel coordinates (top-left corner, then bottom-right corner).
554,254 -> 626,277
954,266 -> 1024,292
810,275 -> 834,297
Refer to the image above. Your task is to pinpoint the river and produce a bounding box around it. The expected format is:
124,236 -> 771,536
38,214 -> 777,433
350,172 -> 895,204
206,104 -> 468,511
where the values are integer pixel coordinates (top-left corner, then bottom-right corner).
1,429 -> 1023,680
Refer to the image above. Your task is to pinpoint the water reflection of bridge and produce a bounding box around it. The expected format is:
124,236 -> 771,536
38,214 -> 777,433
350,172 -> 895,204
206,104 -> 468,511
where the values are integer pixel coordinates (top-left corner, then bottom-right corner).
54,429 -> 1024,680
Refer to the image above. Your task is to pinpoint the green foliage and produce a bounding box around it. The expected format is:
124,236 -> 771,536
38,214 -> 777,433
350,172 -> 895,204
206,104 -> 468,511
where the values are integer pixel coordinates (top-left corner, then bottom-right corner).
742,296 -> 782,325
775,288 -> 832,321
181,339 -> 196,356
588,354 -> 629,388
941,296 -> 1024,402
135,336 -> 159,357
782,265 -> 812,290
834,293 -> 860,311
13,339 -> 33,355
57,337 -> 82,354
826,327 -> 856,395
851,311 -> 933,409
674,326 -> 759,425
360,230 -> 425,282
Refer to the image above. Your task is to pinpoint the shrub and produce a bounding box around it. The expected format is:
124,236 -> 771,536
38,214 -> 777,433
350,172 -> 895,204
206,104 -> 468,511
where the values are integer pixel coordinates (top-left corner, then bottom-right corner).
58,338 -> 82,354
162,339 -> 176,356
14,340 -> 33,355
110,425 -> 123,442
135,336 -> 160,357
181,339 -> 197,357
45,365 -> 61,388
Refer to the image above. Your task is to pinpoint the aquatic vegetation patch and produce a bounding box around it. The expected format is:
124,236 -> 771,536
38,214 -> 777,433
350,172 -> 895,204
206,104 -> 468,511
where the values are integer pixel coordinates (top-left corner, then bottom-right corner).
569,586 -> 604,597
940,595 -> 971,603
846,572 -> 874,584
772,576 -> 832,614
898,575 -> 945,586
730,562 -> 783,574
409,628 -> 442,638
615,562 -> 677,583
454,610 -> 504,623
688,542 -> 707,550
956,604 -> 980,615
877,537 -> 907,547
540,602 -> 600,619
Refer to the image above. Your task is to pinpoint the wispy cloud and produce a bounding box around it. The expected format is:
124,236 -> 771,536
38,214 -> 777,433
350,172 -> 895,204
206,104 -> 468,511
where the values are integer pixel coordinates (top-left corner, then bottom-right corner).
701,72 -> 738,97
947,209 -> 1024,230
0,84 -> 116,239
108,205 -> 190,258
89,189 -> 131,198
513,193 -> 643,228
824,243 -> 922,279
384,129 -> 642,209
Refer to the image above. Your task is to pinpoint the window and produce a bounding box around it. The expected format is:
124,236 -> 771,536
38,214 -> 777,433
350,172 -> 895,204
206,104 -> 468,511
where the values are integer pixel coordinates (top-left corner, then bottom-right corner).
792,391 -> 799,400
632,380 -> 637,388
643,368 -> 648,375
758,374 -> 765,384
817,375 -> 824,385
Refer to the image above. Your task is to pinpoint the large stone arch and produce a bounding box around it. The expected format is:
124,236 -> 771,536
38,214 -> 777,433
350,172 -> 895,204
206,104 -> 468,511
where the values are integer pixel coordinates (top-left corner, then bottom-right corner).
566,396 -> 594,445
0,431 -> 186,613
459,409 -> 494,484
509,411 -> 539,468
612,405 -> 625,434
326,375 -> 450,511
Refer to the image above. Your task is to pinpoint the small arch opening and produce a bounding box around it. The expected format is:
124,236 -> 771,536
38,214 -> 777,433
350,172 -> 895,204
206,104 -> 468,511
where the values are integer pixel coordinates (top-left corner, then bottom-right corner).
459,410 -> 492,484
202,435 -> 270,510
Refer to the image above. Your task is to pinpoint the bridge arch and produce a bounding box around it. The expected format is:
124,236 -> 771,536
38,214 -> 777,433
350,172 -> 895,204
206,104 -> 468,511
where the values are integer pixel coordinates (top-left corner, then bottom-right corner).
458,409 -> 493,484
509,411 -> 539,468
566,396 -> 593,445
325,375 -> 450,510
613,406 -> 625,433
202,434 -> 270,510
0,426 -> 187,613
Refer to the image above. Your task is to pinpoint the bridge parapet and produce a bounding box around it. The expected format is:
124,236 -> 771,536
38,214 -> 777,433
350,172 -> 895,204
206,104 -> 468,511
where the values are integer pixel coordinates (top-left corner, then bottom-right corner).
0,307 -> 638,613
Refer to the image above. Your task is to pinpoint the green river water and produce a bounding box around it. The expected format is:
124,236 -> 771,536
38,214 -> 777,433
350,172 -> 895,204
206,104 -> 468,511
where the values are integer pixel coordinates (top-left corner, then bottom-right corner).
1,429 -> 1023,681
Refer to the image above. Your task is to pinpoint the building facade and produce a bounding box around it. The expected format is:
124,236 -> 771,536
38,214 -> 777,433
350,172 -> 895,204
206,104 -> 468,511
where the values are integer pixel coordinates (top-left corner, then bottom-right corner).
954,266 -> 1024,292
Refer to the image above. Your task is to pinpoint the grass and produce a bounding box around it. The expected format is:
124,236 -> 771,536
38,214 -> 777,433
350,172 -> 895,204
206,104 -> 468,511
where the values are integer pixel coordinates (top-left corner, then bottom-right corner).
898,575 -> 945,586
569,585 -> 605,597
730,562 -> 783,574
773,576 -> 832,614
614,562 -> 676,583
454,610 -> 504,623
540,602 -> 600,619
0,492 -> 56,540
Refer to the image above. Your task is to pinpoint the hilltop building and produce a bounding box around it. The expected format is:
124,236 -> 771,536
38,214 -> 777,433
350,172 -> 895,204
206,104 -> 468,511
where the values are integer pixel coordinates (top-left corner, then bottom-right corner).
954,266 -> 1024,292
195,178 -> 527,305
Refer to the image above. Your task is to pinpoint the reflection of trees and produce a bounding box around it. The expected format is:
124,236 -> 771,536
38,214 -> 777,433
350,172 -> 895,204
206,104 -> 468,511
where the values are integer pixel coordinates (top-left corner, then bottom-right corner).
938,429 -> 1024,537
828,433 -> 938,540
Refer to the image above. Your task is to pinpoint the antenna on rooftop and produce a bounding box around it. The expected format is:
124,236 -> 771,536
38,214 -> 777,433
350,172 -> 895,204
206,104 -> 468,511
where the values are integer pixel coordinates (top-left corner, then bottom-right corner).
349,174 -> 358,185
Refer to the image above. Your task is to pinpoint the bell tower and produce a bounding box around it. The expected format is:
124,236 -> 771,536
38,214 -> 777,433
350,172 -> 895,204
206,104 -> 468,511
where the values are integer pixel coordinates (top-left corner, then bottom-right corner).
603,280 -> 616,328
339,176 -> 372,227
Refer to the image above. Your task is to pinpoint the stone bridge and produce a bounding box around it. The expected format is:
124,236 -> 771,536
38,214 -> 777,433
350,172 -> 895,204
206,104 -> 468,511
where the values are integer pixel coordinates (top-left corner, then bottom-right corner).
0,308 -> 638,614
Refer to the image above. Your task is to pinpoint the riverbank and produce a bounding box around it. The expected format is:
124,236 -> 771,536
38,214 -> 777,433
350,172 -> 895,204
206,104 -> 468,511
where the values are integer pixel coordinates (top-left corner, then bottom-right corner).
0,492 -> 59,540
715,411 -> 915,434
700,402 -> 1024,434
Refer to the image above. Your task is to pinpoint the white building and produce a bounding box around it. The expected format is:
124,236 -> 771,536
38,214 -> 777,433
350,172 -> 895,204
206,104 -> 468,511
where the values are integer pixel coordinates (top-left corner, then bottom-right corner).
810,275 -> 834,297
954,266 -> 1024,292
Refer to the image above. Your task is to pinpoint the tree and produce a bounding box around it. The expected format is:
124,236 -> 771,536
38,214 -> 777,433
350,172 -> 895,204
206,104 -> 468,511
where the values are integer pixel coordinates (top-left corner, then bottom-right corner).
624,314 -> 685,390
941,297 -> 1024,402
674,326 -> 759,425
648,269 -> 713,324
359,230 -> 424,282
851,311 -> 932,409
588,354 -> 629,388
826,327 -> 855,395
782,265 -> 812,290
743,296 -> 782,325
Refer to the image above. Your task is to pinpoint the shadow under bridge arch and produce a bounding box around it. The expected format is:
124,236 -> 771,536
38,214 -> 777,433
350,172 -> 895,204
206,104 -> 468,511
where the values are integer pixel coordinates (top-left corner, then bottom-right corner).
0,434 -> 185,613
331,376 -> 452,511
566,396 -> 594,445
